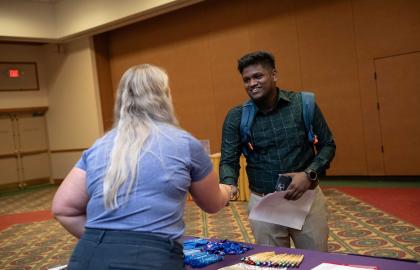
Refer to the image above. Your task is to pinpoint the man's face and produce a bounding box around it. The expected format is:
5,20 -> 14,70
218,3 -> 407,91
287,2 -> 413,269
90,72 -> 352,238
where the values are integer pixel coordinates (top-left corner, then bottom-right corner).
241,64 -> 277,102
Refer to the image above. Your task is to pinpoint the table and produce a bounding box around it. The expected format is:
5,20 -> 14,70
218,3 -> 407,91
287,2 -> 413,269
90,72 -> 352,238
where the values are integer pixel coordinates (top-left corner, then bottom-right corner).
185,241 -> 419,270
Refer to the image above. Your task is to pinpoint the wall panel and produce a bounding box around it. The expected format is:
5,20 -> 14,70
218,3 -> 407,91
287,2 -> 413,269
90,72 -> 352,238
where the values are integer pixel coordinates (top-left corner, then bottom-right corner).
247,0 -> 302,90
98,0 -> 420,175
0,116 -> 16,154
109,1 -> 220,145
352,0 -> 420,174
0,158 -> 19,185
374,52 -> 420,174
17,115 -> 48,151
206,0 -> 251,144
295,0 -> 366,174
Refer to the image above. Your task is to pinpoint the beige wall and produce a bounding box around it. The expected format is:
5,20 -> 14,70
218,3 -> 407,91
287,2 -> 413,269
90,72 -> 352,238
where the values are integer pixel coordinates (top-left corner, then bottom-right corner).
0,1 -> 55,41
0,38 -> 103,181
0,44 -> 49,108
101,0 -> 420,175
44,38 -> 103,179
45,38 -> 103,150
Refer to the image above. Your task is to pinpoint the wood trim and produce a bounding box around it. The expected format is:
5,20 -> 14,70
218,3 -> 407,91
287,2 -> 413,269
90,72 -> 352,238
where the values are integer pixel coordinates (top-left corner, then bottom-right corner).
0,182 -> 20,192
50,148 -> 87,154
0,106 -> 48,114
0,152 -> 18,159
373,50 -> 420,60
322,175 -> 420,181
20,149 -> 49,156
0,149 -> 50,158
22,177 -> 50,185
53,178 -> 64,185
0,89 -> 41,92
0,41 -> 47,46
0,177 -> 50,192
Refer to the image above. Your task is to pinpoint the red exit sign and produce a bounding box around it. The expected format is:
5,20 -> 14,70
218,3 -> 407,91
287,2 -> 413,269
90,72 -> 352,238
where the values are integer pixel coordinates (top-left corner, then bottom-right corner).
8,69 -> 20,78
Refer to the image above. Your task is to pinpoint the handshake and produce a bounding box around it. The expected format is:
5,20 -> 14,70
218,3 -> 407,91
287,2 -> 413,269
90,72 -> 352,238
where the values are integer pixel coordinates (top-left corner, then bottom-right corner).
219,184 -> 239,206
219,174 -> 293,207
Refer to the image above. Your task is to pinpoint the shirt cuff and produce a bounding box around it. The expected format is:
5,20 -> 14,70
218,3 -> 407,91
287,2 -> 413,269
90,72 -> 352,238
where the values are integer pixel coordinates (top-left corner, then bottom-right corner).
220,177 -> 237,186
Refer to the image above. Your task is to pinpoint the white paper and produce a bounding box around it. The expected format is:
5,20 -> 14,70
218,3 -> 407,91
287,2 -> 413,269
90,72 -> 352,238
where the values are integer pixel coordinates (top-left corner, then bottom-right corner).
218,262 -> 287,270
311,263 -> 377,270
249,190 -> 315,230
48,266 -> 67,270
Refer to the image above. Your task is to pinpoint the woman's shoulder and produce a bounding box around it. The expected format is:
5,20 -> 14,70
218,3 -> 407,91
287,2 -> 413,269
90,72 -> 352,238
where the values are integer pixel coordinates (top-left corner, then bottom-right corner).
155,123 -> 201,147
93,129 -> 116,146
83,129 -> 116,154
157,123 -> 190,137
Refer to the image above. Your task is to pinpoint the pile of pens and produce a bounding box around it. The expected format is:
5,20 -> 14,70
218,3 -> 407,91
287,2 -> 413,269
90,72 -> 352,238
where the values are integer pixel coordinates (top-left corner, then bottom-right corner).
241,251 -> 304,268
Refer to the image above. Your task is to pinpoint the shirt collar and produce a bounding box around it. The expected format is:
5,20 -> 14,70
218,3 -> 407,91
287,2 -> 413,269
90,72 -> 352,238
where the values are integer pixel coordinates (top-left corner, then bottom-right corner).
253,88 -> 290,114
277,88 -> 290,103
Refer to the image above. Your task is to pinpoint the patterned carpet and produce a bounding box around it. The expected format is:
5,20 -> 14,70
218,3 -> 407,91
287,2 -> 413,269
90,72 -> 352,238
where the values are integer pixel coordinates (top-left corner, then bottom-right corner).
0,186 -> 419,269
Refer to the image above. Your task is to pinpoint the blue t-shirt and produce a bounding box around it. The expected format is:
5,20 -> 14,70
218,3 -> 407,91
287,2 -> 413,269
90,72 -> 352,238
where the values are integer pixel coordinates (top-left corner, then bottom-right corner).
75,123 -> 213,239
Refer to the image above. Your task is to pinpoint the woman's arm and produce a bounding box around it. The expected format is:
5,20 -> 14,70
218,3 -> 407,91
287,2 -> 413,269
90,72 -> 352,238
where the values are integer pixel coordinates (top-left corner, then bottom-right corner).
51,167 -> 89,238
190,170 -> 231,214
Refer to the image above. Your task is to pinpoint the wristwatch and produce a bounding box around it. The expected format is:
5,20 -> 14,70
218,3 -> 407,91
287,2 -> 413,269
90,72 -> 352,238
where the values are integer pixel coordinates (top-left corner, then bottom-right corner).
304,169 -> 318,182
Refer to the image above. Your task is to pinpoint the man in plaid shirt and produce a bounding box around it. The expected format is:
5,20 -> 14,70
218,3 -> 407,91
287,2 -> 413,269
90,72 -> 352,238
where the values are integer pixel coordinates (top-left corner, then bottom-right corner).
220,51 -> 336,251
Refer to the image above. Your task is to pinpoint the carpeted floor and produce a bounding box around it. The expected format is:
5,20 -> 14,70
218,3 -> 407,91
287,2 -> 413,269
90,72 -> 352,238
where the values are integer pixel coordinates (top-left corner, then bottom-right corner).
333,187 -> 420,227
0,185 -> 419,269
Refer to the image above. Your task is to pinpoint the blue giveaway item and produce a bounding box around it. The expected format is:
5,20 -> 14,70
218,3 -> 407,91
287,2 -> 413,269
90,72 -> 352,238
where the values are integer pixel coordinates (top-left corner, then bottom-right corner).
183,238 -> 208,250
202,239 -> 253,256
184,251 -> 223,268
183,239 -> 253,268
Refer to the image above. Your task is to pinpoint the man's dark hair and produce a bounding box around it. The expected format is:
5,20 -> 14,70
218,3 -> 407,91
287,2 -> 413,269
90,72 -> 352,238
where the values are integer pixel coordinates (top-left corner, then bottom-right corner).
237,51 -> 276,74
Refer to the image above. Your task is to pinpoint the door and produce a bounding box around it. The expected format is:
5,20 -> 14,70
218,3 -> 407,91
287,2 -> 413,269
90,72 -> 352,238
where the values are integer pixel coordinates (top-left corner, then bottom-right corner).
0,115 -> 19,184
16,113 -> 50,182
374,51 -> 420,174
0,112 -> 51,187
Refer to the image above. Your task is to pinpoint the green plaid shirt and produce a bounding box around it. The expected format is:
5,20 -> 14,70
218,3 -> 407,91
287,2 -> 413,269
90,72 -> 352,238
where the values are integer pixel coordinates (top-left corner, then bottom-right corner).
219,89 -> 336,194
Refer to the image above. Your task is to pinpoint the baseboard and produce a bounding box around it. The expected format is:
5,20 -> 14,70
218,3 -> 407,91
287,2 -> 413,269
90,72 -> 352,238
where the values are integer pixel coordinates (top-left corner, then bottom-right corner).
0,178 -> 51,192
53,178 -> 64,185
322,175 -> 420,181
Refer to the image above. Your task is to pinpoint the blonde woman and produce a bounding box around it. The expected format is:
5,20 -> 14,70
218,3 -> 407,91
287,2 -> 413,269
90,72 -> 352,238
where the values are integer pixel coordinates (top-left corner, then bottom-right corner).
52,64 -> 232,270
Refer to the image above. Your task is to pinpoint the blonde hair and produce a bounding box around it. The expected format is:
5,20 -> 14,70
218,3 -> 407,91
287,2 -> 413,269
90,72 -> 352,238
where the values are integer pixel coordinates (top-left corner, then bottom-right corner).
104,64 -> 178,209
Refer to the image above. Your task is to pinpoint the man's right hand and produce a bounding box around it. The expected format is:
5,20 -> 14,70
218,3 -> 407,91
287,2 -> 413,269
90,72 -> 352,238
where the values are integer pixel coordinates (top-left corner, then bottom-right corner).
283,172 -> 311,200
219,184 -> 238,206
220,184 -> 239,200
229,185 -> 239,200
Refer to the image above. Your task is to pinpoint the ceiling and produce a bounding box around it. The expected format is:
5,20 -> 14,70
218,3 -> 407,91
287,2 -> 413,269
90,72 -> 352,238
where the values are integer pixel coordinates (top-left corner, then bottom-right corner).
0,0 -> 204,43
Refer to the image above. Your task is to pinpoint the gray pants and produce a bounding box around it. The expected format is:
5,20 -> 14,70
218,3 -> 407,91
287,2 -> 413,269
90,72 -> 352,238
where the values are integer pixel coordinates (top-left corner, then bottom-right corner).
68,229 -> 184,270
248,186 -> 329,251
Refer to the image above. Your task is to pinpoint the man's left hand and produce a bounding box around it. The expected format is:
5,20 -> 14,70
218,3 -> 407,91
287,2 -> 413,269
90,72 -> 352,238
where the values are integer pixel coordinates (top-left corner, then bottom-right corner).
283,172 -> 311,200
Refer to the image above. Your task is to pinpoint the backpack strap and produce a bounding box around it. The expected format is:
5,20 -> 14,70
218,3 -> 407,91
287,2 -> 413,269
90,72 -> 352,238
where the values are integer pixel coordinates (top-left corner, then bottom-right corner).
240,91 -> 317,156
301,91 -> 317,144
240,100 -> 257,155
